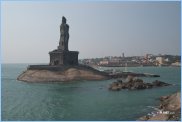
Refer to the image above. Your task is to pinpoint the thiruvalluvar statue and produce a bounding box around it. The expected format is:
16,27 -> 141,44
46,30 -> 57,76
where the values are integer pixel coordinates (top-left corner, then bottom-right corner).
58,16 -> 69,51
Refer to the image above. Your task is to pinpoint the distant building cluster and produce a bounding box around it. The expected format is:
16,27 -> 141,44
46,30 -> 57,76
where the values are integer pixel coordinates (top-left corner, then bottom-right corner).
79,54 -> 181,67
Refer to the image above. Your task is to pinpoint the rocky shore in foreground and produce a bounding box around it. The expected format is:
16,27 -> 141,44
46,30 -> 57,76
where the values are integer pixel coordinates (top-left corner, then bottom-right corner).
138,92 -> 181,121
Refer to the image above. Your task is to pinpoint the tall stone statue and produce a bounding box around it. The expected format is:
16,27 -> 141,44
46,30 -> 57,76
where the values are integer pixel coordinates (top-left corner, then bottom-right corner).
58,16 -> 69,51
49,17 -> 79,66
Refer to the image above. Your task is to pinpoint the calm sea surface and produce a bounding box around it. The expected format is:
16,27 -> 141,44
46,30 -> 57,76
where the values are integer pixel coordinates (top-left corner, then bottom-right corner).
2,64 -> 181,121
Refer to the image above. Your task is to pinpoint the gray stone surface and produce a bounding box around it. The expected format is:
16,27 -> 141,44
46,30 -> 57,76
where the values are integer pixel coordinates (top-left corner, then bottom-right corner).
58,16 -> 69,51
17,65 -> 110,82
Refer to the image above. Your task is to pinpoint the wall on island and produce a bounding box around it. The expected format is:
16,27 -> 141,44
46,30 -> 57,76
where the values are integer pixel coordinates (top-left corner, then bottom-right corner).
27,64 -> 109,76
49,50 -> 79,66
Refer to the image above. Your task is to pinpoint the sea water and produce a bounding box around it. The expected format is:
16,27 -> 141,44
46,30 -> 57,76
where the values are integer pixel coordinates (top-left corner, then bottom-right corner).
2,64 -> 180,121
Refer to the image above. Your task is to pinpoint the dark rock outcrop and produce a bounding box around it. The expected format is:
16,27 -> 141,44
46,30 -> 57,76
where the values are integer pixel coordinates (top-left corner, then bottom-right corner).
152,80 -> 170,87
109,76 -> 171,91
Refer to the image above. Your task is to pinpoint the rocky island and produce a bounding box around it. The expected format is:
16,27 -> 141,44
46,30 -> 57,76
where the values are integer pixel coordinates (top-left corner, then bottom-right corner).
17,16 -> 111,82
109,76 -> 171,91
17,17 -> 161,83
17,65 -> 109,82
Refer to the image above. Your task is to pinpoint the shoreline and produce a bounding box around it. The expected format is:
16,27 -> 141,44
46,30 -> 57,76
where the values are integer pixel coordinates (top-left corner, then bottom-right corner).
17,65 -> 110,82
17,64 -> 161,82
138,92 -> 181,121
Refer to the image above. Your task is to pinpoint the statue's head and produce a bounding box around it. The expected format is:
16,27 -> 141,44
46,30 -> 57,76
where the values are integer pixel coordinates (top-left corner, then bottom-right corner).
62,16 -> 66,24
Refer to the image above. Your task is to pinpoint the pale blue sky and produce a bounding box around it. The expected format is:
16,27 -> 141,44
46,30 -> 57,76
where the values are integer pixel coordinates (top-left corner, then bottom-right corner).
1,1 -> 180,63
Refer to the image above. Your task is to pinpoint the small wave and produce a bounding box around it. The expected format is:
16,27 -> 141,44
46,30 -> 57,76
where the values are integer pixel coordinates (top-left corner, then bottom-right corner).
146,106 -> 162,117
147,106 -> 160,111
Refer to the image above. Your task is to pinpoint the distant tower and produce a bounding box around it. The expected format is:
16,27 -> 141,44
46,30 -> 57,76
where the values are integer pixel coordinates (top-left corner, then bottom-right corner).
122,53 -> 125,58
145,54 -> 149,63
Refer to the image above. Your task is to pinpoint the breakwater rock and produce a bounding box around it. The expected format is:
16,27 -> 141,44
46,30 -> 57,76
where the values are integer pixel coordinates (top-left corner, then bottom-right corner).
138,92 -> 181,121
109,76 -> 171,91
17,65 -> 109,82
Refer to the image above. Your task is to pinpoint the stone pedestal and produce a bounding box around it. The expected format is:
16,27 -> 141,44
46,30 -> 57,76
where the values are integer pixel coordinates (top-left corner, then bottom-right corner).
49,50 -> 79,65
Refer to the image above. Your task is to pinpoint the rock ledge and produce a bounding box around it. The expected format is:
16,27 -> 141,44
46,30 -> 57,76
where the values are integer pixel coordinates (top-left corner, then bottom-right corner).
17,65 -> 109,82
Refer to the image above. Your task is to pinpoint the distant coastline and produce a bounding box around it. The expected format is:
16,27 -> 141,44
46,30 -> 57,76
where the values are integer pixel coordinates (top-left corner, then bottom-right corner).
92,64 -> 181,67
79,54 -> 181,67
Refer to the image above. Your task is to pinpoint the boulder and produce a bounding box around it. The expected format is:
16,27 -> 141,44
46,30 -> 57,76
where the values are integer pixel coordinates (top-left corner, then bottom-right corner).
109,78 -> 171,91
126,75 -> 134,82
133,78 -> 143,83
152,80 -> 171,87
145,83 -> 153,89
117,79 -> 123,83
132,82 -> 146,89
109,83 -> 121,91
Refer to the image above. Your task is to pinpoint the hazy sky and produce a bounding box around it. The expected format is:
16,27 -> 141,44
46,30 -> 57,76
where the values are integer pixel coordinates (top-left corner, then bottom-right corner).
1,1 -> 180,63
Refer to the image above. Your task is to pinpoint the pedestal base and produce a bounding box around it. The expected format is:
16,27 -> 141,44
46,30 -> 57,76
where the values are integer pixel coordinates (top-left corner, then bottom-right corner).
49,49 -> 79,65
